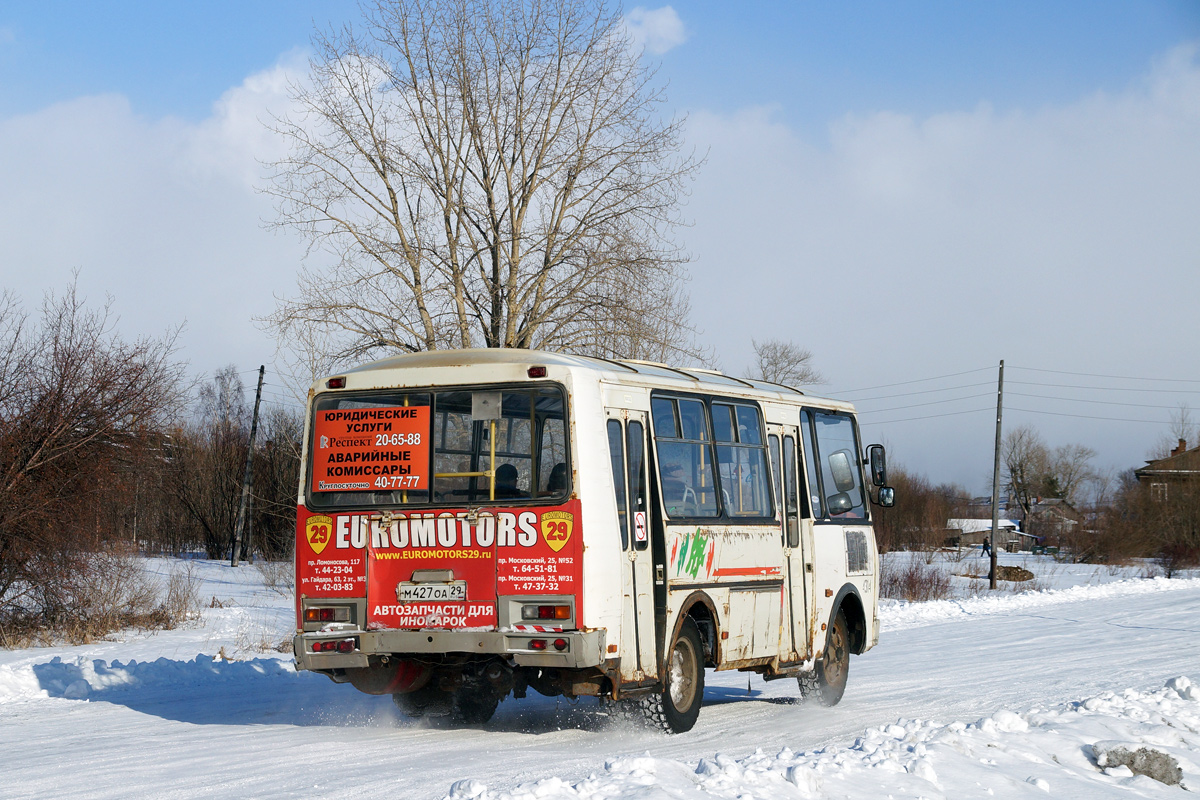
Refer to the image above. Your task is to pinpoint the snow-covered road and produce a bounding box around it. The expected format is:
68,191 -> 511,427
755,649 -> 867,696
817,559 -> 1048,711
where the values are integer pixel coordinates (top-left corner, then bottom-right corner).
3,570 -> 1199,799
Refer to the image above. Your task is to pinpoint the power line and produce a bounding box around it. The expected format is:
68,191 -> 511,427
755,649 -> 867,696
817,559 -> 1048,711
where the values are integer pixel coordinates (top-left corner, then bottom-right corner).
856,392 -> 993,415
1008,391 -> 1192,411
1009,365 -> 1200,384
859,407 -> 993,425
851,381 -> 993,402
1009,380 -> 1200,395
850,362 -> 1194,432
1007,406 -> 1167,425
836,366 -> 994,395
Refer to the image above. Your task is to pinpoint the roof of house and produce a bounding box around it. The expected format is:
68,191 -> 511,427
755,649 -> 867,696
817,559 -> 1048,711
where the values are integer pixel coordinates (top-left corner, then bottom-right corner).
1136,444 -> 1200,477
947,518 -> 1020,533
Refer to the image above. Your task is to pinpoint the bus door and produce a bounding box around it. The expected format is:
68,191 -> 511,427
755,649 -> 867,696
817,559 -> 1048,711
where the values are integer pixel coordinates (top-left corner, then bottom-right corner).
606,411 -> 658,682
768,425 -> 810,663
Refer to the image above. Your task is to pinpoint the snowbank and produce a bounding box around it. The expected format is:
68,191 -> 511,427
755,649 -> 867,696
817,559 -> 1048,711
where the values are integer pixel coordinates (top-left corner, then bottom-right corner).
880,575 -> 1200,632
0,654 -> 296,704
447,677 -> 1200,799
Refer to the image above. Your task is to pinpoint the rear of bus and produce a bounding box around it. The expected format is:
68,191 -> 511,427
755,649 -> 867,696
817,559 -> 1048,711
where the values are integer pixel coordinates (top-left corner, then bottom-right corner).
291,353 -> 608,718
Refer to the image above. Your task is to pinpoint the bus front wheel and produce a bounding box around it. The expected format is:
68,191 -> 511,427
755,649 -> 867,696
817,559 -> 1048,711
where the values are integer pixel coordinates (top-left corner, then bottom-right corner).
641,617 -> 704,733
799,608 -> 849,706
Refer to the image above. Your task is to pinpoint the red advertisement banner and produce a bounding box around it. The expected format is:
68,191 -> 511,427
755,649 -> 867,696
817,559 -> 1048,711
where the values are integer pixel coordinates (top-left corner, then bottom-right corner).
294,501 -> 584,631
296,508 -> 368,608
310,406 -> 430,493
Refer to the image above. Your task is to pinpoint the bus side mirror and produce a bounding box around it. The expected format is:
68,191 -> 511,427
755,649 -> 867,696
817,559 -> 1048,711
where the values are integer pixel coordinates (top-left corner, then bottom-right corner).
827,492 -> 854,514
876,486 -> 895,508
828,450 -> 857,492
867,444 -> 887,487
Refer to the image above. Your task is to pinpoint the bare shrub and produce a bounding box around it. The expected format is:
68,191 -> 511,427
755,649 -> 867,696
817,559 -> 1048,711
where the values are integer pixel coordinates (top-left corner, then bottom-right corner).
873,465 -> 968,554
1106,558 -> 1132,576
963,578 -> 986,597
957,562 -> 985,580
945,545 -> 970,564
161,562 -> 202,626
1157,542 -> 1200,578
3,547 -> 174,646
0,280 -> 185,639
254,559 -> 295,597
880,556 -> 952,602
237,628 -> 294,655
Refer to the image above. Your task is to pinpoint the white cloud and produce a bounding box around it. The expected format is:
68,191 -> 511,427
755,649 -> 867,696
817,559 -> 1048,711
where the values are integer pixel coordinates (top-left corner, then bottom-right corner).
0,55 -> 311,386
624,6 -> 687,55
683,43 -> 1200,483
3,38 -> 1198,483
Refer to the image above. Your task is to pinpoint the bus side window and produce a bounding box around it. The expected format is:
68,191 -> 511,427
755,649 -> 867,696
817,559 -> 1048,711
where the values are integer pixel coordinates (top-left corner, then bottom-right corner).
808,410 -> 867,519
607,419 -> 630,550
539,413 -> 568,498
627,420 -> 648,550
783,435 -> 801,546
654,397 -> 718,518
769,433 -> 782,524
800,411 -> 824,519
713,403 -> 772,517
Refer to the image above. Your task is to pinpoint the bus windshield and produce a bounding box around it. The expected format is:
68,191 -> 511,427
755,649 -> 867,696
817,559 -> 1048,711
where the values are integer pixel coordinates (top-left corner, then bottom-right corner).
307,384 -> 568,509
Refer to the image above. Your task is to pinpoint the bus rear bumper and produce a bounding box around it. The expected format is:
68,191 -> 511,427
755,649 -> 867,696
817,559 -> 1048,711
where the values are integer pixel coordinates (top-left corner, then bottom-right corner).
293,628 -> 606,672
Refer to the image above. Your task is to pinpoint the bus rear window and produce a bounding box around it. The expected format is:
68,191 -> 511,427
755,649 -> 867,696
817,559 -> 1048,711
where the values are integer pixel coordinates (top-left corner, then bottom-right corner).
307,385 -> 568,508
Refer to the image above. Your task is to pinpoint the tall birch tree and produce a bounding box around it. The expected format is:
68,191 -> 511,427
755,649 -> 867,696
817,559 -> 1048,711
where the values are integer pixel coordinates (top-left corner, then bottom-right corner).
264,0 -> 703,363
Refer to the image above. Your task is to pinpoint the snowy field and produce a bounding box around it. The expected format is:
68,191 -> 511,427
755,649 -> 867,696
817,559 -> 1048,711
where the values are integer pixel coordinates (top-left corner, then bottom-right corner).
2,555 -> 1199,799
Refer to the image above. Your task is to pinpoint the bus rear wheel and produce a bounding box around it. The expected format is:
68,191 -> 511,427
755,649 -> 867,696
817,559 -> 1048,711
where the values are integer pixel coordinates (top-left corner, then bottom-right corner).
641,617 -> 704,733
452,688 -> 500,725
798,609 -> 849,706
392,685 -> 448,718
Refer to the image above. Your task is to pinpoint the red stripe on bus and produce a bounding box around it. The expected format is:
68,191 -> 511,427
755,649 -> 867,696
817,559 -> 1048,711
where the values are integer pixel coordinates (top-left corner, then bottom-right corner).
712,566 -> 782,577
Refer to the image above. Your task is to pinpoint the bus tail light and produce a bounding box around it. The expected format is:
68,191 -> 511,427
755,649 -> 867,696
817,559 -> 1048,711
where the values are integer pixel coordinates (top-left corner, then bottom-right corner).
527,366 -> 547,378
529,639 -> 547,651
521,604 -> 570,620
311,638 -> 357,653
553,638 -> 568,651
304,606 -> 351,624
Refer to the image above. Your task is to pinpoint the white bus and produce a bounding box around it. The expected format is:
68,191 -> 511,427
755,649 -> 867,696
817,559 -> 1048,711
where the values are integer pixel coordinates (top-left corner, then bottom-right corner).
293,348 -> 894,732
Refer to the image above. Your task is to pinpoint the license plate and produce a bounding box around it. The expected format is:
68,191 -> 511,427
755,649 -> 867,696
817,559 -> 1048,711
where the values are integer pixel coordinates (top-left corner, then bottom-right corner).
398,581 -> 467,603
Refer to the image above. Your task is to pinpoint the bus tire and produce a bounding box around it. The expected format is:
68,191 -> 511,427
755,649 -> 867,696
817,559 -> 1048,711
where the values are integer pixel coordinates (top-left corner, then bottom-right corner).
641,617 -> 704,733
392,686 -> 448,718
452,688 -> 500,725
799,609 -> 849,706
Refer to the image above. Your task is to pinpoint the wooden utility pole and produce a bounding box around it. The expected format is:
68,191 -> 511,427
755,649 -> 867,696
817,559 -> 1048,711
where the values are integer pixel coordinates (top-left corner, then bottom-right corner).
232,365 -> 265,567
989,360 -> 1004,589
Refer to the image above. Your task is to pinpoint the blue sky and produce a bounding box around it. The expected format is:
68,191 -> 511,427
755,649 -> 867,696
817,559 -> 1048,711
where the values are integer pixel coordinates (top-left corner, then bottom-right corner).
4,2 -> 1197,124
3,2 -> 1200,487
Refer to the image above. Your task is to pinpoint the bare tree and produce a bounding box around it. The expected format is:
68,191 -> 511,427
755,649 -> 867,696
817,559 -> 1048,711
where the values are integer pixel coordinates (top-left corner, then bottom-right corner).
251,405 -> 304,560
0,282 -> 186,634
1002,425 -> 1049,525
1047,442 -> 1097,507
264,0 -> 703,364
1003,428 -> 1097,513
167,367 -> 251,559
1150,402 -> 1197,459
744,338 -> 824,388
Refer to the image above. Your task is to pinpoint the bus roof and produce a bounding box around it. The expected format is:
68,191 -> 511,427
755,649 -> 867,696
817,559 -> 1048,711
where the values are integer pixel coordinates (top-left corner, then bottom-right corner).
334,348 -> 851,409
